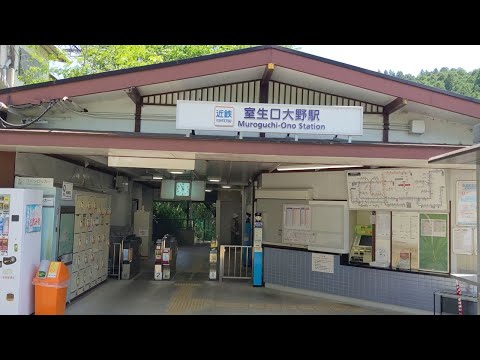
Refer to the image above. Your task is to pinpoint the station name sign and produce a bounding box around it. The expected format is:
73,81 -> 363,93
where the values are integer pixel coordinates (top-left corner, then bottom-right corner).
176,100 -> 363,136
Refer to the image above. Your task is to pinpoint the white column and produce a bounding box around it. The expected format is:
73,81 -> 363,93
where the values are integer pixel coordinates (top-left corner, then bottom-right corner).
477,165 -> 480,314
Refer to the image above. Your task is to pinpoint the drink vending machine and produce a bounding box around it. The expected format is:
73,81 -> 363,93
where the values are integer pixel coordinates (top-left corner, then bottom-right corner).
0,188 -> 43,315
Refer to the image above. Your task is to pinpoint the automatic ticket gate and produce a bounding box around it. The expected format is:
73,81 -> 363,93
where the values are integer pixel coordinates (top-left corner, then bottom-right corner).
154,234 -> 177,280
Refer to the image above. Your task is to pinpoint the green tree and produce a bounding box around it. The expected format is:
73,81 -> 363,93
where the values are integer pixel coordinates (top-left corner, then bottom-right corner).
21,45 -> 297,84
17,45 -> 59,85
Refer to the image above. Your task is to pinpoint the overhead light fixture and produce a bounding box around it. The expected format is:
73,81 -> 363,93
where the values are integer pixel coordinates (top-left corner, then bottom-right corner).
208,177 -> 221,182
152,176 -> 163,180
205,189 -> 213,192
168,170 -> 185,174
222,185 -> 231,189
276,164 -> 360,171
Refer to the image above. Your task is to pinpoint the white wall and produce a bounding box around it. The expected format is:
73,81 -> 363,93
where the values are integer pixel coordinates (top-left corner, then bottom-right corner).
21,97 -> 136,132
256,198 -> 308,244
260,171 -> 347,200
389,111 -> 473,145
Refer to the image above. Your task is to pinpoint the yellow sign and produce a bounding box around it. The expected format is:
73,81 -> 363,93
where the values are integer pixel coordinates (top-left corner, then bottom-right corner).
47,262 -> 59,278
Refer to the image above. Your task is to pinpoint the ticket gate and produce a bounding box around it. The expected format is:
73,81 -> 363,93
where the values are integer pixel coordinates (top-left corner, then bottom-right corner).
154,234 -> 177,280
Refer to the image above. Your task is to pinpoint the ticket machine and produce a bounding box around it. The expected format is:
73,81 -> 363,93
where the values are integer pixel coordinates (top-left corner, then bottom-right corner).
349,225 -> 373,264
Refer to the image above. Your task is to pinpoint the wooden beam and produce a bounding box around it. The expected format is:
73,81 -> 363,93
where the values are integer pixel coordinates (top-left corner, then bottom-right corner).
259,63 -> 274,138
126,87 -> 142,106
134,102 -> 142,133
261,63 -> 275,86
0,152 -> 15,187
384,97 -> 407,115
383,113 -> 389,143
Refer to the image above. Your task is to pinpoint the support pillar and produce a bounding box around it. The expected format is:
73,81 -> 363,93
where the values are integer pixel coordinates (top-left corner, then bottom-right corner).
476,165 -> 480,314
0,152 -> 15,188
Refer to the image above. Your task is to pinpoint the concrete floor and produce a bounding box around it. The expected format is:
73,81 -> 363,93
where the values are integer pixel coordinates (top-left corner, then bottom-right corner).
66,244 -> 407,315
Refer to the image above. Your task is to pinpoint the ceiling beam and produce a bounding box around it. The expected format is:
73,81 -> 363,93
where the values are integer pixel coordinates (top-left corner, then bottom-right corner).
125,87 -> 143,106
384,97 -> 407,115
261,63 -> 275,86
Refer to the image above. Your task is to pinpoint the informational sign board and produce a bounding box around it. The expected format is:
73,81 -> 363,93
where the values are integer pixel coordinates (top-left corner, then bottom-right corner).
14,177 -> 54,188
456,181 -> 476,226
176,100 -> 364,136
312,253 -> 334,273
452,227 -> 473,255
62,181 -> 73,200
419,213 -> 449,273
347,169 -> 447,211
392,212 -> 420,270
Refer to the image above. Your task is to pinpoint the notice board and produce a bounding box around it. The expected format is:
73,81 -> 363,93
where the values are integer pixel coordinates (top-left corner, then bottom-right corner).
456,181 -> 476,226
282,201 -> 350,254
346,168 -> 447,211
419,213 -> 449,273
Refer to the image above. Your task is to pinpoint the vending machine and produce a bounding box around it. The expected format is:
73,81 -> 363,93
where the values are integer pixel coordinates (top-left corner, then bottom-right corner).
0,188 -> 43,315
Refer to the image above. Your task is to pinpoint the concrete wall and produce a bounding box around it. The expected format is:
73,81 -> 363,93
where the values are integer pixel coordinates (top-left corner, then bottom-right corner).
389,111 -> 473,145
264,247 -> 477,313
15,152 -> 137,228
260,171 -> 347,200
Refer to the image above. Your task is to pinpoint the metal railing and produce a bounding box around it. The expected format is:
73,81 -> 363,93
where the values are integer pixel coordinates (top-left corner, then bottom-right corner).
219,245 -> 252,282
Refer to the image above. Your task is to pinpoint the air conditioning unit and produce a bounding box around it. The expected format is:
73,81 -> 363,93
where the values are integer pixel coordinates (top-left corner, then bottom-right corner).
115,176 -> 129,192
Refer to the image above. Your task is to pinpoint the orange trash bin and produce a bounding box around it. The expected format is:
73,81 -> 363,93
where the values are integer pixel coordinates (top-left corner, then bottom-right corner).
32,261 -> 70,315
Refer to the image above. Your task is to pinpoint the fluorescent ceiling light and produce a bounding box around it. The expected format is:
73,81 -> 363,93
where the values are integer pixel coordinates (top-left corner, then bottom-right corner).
205,189 -> 212,192
277,164 -> 360,171
208,177 -> 221,182
222,185 -> 231,189
168,170 -> 185,174
152,176 -> 163,180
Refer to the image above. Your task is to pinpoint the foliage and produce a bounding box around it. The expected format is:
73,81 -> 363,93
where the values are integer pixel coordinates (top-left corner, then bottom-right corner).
17,45 -> 58,85
20,45 -> 297,84
153,201 -> 216,241
382,68 -> 480,99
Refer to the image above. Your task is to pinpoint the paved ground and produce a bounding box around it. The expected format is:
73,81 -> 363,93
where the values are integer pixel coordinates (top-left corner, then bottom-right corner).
66,244 -> 407,315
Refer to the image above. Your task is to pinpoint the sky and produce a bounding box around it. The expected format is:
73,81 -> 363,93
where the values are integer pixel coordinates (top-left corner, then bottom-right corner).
298,45 -> 480,76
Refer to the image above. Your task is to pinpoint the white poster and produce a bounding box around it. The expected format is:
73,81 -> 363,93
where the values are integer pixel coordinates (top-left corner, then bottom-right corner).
312,253 -> 334,273
176,100 -> 363,136
375,212 -> 391,240
452,227 -> 473,255
392,212 -> 420,270
456,181 -> 476,226
62,181 -> 73,200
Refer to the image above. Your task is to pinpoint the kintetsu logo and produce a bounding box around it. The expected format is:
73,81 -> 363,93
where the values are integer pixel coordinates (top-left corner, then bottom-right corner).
214,106 -> 234,127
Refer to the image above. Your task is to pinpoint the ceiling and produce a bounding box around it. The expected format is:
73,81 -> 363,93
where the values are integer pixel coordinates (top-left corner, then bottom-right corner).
55,153 -> 279,189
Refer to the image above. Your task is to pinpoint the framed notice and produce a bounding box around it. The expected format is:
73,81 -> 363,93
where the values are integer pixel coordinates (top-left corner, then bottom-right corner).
456,181 -> 476,226
419,213 -> 449,273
